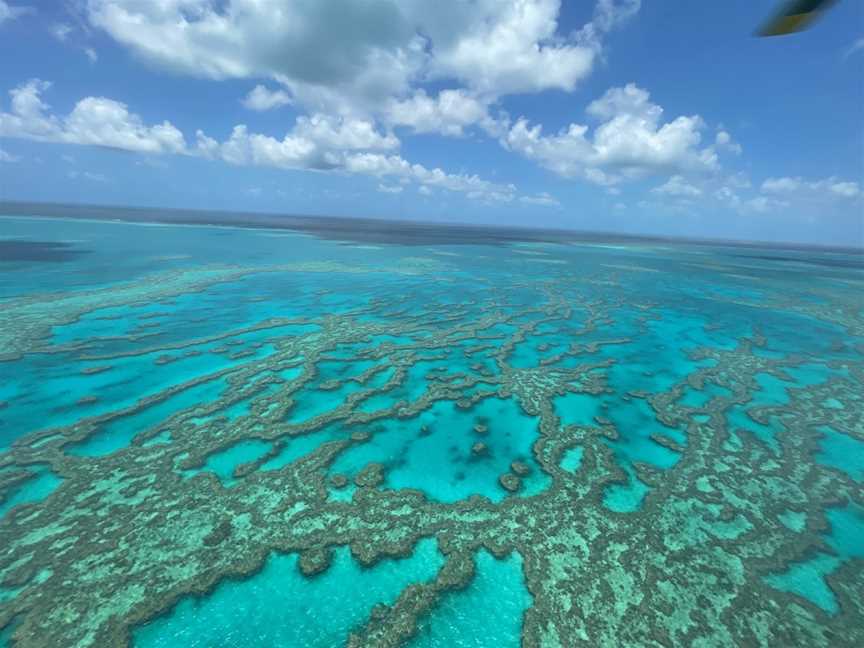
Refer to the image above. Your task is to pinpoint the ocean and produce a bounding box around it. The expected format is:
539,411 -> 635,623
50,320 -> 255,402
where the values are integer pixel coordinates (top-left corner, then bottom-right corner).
0,206 -> 862,647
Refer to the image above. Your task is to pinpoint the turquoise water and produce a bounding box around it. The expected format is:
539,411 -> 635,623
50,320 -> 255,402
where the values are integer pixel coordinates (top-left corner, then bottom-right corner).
815,426 -> 864,482
182,439 -> 273,486
330,397 -> 548,502
764,503 -> 864,614
678,382 -> 732,408
261,430 -> 341,472
0,618 -> 17,648
554,393 -> 600,427
1,214 -> 862,647
764,553 -> 844,614
409,551 -> 531,647
134,539 -> 444,647
0,467 -> 62,521
68,376 -> 229,457
560,446 -> 584,473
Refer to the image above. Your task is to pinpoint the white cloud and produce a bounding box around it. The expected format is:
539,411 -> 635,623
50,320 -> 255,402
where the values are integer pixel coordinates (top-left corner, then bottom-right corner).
377,183 -> 403,194
0,77 -> 536,204
503,83 -> 718,185
428,0 -> 594,97
86,0 -> 640,116
85,0 -> 418,115
0,146 -> 18,162
652,174 -> 702,198
761,176 -> 861,199
76,0 -> 645,162
66,97 -> 187,153
0,79 -> 187,154
385,89 -> 498,137
431,0 -> 640,97
0,0 -> 32,25
84,47 -> 98,63
192,112 -> 517,202
194,114 -> 399,172
242,85 -> 292,111
418,185 -> 432,196
343,152 -> 517,201
519,191 -> 561,207
291,114 -> 398,151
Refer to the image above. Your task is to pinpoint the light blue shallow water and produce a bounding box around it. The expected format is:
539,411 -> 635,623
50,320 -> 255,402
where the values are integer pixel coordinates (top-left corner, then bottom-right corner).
0,618 -> 15,648
133,538 -> 444,648
330,397 -> 548,502
815,426 -> 864,482
560,446 -> 584,473
182,439 -> 273,486
0,467 -> 62,521
409,551 -> 531,648
67,376 -> 229,457
764,503 -> 864,614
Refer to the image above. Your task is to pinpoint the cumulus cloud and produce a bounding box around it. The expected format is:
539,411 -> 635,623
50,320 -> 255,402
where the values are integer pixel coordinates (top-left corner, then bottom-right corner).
0,79 -> 187,153
385,89 -> 499,137
652,174 -> 702,198
0,146 -> 18,162
503,83 -> 719,185
193,114 -> 399,174
66,97 -> 187,153
429,0 -> 639,97
85,0 -> 640,116
427,0 -> 594,96
761,176 -> 861,199
342,152 -> 516,202
241,85 -> 292,111
0,77 -> 540,204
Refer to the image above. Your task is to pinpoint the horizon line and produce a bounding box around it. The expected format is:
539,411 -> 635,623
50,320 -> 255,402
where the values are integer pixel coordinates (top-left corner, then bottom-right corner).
1,200 -> 862,253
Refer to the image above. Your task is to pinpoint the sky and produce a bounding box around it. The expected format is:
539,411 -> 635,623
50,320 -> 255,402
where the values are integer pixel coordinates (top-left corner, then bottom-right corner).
0,0 -> 862,246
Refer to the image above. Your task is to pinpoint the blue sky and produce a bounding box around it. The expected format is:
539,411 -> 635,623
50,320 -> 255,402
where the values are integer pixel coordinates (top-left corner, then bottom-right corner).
0,0 -> 861,245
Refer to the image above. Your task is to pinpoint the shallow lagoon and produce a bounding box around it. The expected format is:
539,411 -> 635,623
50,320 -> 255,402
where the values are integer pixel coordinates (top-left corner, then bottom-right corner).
0,213 -> 862,647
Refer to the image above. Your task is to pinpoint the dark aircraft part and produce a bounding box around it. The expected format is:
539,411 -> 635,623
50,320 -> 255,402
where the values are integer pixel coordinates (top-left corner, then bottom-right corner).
758,0 -> 837,36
